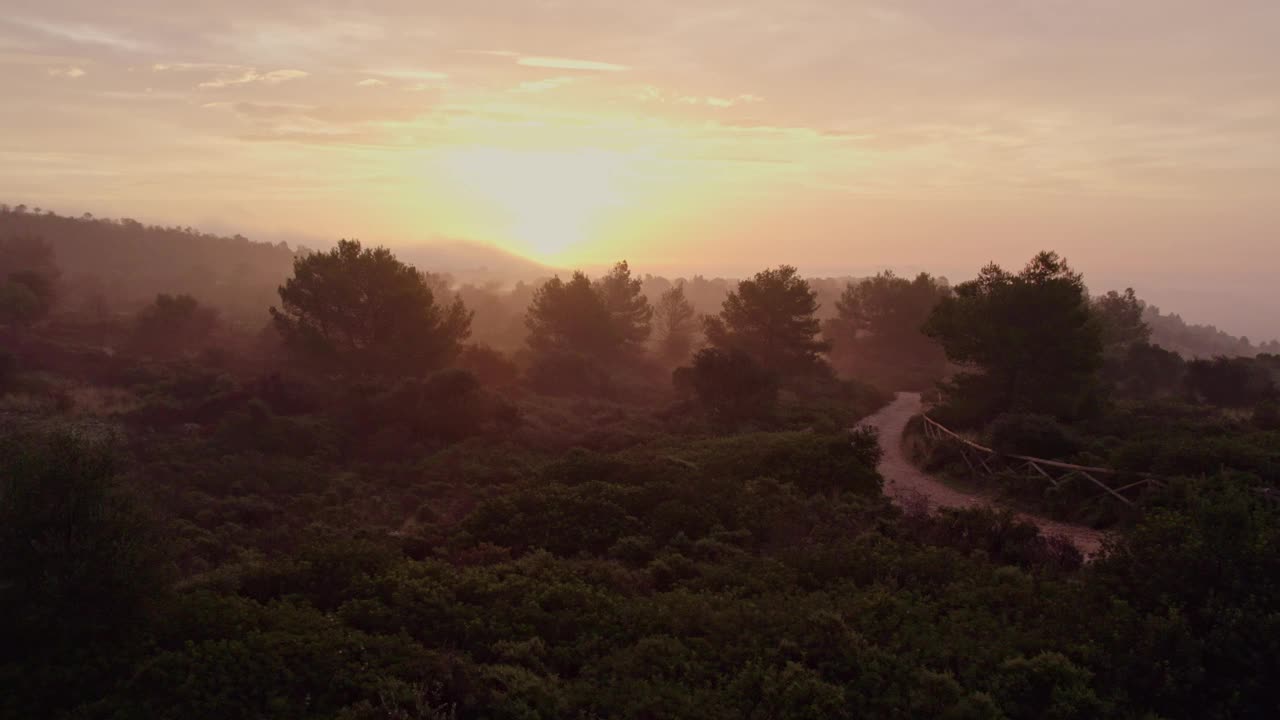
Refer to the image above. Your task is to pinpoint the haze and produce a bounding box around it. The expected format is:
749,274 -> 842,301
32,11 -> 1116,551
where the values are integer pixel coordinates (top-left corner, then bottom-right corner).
3,0 -> 1278,338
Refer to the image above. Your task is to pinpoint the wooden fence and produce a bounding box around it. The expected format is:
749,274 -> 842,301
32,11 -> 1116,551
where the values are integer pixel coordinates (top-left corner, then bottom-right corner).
919,415 -> 1165,508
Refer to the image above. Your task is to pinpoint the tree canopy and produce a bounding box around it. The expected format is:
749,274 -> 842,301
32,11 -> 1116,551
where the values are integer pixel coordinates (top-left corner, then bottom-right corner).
652,283 -> 699,365
524,261 -> 652,362
825,271 -> 950,390
925,252 -> 1102,421
704,265 -> 829,376
132,293 -> 220,357
680,346 -> 778,425
0,235 -> 59,329
1093,288 -> 1151,355
270,239 -> 472,376
594,261 -> 653,354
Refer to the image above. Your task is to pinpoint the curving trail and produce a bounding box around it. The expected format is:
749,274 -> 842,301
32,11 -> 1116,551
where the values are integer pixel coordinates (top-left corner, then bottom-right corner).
859,392 -> 1106,557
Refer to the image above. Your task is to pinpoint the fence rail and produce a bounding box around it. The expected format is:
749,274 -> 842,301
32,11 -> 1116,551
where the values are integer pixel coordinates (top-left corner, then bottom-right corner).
918,415 -> 1166,507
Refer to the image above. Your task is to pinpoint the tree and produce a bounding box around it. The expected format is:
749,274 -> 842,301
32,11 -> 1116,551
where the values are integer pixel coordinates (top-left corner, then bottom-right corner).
0,432 -> 165,659
1093,288 -> 1151,355
593,261 -> 652,355
924,252 -> 1102,421
524,263 -> 653,363
0,234 -> 59,281
525,272 -> 616,359
270,240 -> 472,377
132,293 -> 220,357
0,235 -> 59,329
704,265 -> 829,376
652,283 -> 699,365
825,271 -> 949,390
1108,342 -> 1186,399
681,347 -> 778,424
1185,356 -> 1277,407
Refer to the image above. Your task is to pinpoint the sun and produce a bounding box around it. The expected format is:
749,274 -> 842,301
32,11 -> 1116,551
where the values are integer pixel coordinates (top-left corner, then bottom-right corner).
439,146 -> 631,262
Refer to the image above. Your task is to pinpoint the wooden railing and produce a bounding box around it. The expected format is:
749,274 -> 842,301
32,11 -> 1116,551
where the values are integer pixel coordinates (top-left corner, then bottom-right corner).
919,415 -> 1165,507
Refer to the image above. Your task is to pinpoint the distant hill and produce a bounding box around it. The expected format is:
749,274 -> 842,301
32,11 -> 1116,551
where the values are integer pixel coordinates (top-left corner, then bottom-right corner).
395,241 -> 554,286
0,205 -> 296,323
1146,305 -> 1280,358
0,206 -> 554,324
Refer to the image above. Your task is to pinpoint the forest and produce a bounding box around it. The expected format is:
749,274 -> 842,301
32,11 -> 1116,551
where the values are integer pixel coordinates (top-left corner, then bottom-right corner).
2,208 -> 1280,719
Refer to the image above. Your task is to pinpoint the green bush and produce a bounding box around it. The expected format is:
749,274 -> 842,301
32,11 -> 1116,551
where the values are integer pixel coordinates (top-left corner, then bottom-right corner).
987,412 -> 1081,459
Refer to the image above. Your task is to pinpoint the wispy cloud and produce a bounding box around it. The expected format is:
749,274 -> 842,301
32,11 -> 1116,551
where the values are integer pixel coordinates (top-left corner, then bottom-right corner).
356,78 -> 387,87
516,56 -> 628,72
198,68 -> 309,89
47,66 -> 86,79
636,87 -> 764,108
706,94 -> 763,108
367,69 -> 448,81
515,76 -> 575,93
153,62 -> 309,88
152,62 -> 240,72
14,18 -> 151,53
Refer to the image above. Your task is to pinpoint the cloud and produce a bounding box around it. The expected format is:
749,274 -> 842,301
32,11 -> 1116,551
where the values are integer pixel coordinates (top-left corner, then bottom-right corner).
463,49 -> 627,73
202,101 -> 317,118
356,78 -> 387,87
637,87 -> 764,108
198,68 -> 309,89
516,56 -> 628,72
368,69 -> 449,81
515,76 -> 575,93
14,18 -> 150,53
47,66 -> 86,79
706,94 -> 764,108
152,62 -> 240,72
463,50 -> 520,58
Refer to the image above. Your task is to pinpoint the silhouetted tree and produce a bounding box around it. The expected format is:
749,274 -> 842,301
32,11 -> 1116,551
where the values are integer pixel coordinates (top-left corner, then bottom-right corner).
652,283 -> 699,365
825,271 -> 949,390
270,240 -> 472,376
0,432 -> 165,659
0,235 -> 59,329
1109,342 -> 1187,399
0,234 -> 59,280
457,344 -> 521,386
925,252 -> 1102,421
683,347 -> 778,424
1093,288 -> 1151,355
525,272 -> 615,359
704,265 -> 829,376
594,261 -> 653,354
132,294 -> 220,357
525,263 -> 654,365
1185,356 -> 1277,407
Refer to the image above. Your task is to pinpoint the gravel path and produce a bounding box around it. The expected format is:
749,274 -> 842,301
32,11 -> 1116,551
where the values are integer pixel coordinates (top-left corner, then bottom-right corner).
859,392 -> 1106,557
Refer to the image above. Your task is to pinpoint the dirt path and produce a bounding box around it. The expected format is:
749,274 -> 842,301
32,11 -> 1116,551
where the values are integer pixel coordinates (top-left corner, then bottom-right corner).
858,392 -> 1106,557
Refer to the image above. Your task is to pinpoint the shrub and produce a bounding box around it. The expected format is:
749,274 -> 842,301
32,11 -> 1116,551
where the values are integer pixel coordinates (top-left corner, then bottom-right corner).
343,369 -> 519,451
680,429 -> 883,497
987,413 -> 1080,459
525,350 -> 613,397
0,431 -> 167,660
457,344 -> 520,387
682,347 -> 778,426
1253,401 -> 1280,431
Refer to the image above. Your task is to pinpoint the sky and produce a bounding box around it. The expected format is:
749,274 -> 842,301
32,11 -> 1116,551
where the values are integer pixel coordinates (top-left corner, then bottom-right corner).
2,1 -> 1279,338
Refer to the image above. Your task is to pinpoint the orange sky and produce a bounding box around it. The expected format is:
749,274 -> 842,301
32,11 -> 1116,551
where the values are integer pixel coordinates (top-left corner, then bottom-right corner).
2,1 -> 1279,337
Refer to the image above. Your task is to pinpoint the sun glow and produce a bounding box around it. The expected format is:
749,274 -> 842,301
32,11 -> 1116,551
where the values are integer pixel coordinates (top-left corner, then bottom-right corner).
439,146 -> 635,262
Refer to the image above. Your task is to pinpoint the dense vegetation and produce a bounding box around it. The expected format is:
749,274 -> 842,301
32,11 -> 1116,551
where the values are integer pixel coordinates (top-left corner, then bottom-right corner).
2,214 -> 1279,718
